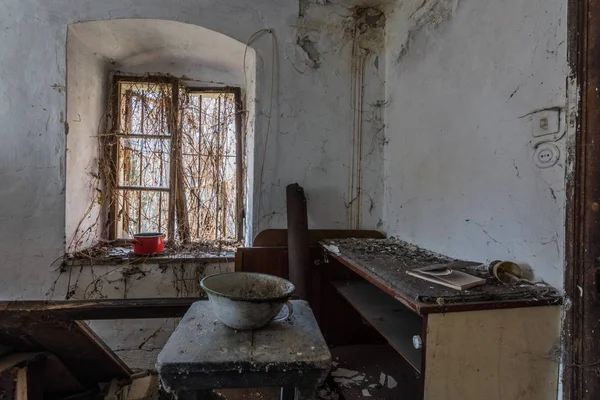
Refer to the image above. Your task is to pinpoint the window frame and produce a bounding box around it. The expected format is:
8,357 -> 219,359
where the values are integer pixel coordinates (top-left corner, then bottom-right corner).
105,75 -> 244,242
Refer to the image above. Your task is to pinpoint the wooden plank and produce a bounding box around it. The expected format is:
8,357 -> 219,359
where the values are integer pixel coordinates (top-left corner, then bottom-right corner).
15,367 -> 28,400
0,353 -> 82,396
253,229 -> 385,247
15,357 -> 44,400
0,298 -> 199,321
233,88 -> 244,243
286,184 -> 310,300
0,315 -> 132,387
322,238 -> 562,314
234,247 -> 290,278
332,281 -> 423,371
423,306 -> 561,400
565,1 -> 600,398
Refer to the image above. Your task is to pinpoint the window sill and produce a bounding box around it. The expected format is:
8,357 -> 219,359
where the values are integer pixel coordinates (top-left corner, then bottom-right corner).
65,246 -> 235,266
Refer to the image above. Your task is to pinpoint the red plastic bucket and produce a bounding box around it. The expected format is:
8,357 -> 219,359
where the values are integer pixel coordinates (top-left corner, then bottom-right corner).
132,233 -> 165,255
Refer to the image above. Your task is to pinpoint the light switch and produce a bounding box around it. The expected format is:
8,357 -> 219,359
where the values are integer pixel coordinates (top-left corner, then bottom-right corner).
532,109 -> 560,138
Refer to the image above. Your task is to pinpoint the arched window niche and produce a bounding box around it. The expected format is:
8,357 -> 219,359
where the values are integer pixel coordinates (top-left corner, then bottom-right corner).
65,19 -> 256,253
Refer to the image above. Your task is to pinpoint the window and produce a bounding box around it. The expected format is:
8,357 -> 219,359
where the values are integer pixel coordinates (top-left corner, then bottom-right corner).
105,76 -> 243,243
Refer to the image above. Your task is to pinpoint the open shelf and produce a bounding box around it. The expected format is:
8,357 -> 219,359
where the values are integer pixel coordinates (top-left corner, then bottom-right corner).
332,280 -> 423,372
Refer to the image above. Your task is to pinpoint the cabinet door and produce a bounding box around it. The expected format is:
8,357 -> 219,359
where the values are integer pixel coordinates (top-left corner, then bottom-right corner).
423,306 -> 560,400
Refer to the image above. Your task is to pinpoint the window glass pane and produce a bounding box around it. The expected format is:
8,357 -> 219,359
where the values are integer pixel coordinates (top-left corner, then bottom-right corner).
117,189 -> 169,237
180,91 -> 237,240
118,137 -> 170,188
112,82 -> 241,242
119,81 -> 172,136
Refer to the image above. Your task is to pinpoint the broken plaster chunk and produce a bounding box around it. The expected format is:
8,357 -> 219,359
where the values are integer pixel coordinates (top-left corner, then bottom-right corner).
362,389 -> 372,397
332,361 -> 339,367
331,368 -> 359,378
379,372 -> 386,386
352,374 -> 366,381
387,375 -> 398,389
323,244 -> 341,255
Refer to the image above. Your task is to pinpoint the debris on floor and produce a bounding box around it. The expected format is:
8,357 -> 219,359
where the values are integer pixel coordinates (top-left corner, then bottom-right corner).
329,344 -> 420,399
316,379 -> 341,400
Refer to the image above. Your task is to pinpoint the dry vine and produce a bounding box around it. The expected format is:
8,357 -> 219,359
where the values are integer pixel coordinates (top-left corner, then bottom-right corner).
67,73 -> 243,257
42,73 -> 245,301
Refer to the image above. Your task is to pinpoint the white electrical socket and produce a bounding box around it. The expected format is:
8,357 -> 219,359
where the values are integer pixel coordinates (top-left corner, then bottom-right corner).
534,143 -> 560,168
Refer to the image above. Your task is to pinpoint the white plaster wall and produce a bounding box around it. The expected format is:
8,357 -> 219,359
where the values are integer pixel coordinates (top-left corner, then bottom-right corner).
66,33 -> 109,251
70,19 -> 250,86
121,63 -> 242,87
383,0 -> 569,290
0,0 -> 384,299
50,261 -> 233,370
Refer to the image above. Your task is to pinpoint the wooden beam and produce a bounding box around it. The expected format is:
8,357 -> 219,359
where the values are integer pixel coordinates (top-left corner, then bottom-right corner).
15,357 -> 44,400
286,184 -> 310,300
0,298 -> 201,321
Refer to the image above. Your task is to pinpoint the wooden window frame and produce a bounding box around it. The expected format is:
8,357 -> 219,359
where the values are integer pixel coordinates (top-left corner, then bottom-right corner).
105,76 -> 244,242
185,86 -> 244,242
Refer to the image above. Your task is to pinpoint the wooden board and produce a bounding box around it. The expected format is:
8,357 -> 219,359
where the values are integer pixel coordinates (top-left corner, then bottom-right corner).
321,238 -> 561,314
423,306 -> 561,400
0,298 -> 198,321
234,247 -> 290,278
0,352 -> 83,396
0,314 -> 132,387
332,281 -> 423,371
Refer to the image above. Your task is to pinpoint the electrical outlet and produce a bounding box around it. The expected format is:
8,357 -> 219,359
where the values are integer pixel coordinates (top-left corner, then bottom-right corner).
534,143 -> 560,168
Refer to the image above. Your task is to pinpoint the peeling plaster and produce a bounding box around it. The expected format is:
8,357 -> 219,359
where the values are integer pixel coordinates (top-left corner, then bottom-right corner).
297,36 -> 321,68
390,0 -> 460,66
384,0 -> 569,291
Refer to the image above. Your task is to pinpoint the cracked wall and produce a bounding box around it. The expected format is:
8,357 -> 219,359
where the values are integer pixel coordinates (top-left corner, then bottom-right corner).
283,1 -> 387,230
383,0 -> 569,290
49,261 -> 233,370
0,0 -> 385,299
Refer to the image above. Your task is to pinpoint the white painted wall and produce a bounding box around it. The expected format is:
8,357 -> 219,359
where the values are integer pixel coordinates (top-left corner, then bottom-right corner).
66,33 -> 109,251
70,19 -> 251,87
383,0 -> 570,290
0,0 -> 384,299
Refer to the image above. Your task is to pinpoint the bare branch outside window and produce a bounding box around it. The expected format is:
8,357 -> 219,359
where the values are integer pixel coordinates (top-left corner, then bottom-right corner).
104,76 -> 243,243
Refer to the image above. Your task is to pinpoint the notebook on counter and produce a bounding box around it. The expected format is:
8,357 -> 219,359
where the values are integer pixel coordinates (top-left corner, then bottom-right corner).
406,262 -> 486,290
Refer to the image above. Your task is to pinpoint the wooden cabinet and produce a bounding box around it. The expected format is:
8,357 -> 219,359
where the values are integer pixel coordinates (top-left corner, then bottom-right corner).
322,238 -> 562,400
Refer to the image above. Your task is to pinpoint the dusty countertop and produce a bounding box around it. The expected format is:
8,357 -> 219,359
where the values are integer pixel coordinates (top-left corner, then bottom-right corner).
321,238 -> 562,314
